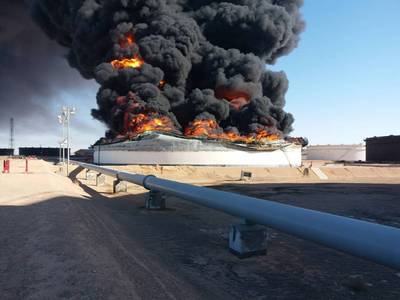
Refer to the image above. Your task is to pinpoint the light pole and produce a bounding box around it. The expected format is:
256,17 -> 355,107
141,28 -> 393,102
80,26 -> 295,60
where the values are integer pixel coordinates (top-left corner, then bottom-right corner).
58,106 -> 75,175
57,115 -> 66,165
58,138 -> 66,164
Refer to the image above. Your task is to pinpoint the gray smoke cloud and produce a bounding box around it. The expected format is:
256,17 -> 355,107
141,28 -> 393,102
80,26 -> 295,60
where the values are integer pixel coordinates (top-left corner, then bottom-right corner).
29,0 -> 304,141
0,0 -> 96,134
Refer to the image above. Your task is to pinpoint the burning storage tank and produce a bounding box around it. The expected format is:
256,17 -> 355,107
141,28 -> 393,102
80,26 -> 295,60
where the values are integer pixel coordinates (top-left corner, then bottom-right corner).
94,132 -> 302,166
30,1 -> 305,161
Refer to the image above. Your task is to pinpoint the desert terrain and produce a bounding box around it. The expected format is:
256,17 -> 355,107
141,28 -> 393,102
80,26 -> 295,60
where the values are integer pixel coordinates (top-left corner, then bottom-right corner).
0,158 -> 399,299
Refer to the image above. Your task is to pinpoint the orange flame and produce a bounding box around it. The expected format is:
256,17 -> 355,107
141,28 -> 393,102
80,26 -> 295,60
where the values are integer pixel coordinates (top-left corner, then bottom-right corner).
215,88 -> 251,110
184,119 -> 280,143
119,34 -> 135,48
184,119 -> 219,138
111,56 -> 144,69
111,33 -> 144,69
125,113 -> 177,137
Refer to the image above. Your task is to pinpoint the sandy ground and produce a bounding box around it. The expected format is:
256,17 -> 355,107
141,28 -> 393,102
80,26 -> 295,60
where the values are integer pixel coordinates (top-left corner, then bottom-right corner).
101,161 -> 400,185
0,159 -> 212,299
0,158 -> 399,299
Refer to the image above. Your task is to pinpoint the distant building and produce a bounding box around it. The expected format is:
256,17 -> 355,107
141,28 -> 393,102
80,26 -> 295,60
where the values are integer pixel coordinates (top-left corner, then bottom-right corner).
0,148 -> 14,156
304,144 -> 366,161
19,147 -> 70,157
74,149 -> 93,157
365,135 -> 400,163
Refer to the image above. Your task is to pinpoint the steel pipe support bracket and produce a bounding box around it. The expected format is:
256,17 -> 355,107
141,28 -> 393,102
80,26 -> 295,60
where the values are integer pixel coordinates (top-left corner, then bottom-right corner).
229,222 -> 268,258
146,190 -> 166,210
113,179 -> 127,193
96,174 -> 106,186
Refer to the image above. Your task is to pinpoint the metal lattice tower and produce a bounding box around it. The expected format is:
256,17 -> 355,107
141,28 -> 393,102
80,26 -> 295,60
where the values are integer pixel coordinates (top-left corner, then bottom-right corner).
9,118 -> 14,150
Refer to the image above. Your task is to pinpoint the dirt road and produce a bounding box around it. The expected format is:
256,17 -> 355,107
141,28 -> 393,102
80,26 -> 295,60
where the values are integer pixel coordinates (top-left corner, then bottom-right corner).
0,159 -> 399,299
0,159 -> 216,299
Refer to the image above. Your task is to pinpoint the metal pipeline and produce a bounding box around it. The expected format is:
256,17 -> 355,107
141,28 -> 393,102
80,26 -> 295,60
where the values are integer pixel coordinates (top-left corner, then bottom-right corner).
76,161 -> 118,178
71,161 -> 400,270
144,176 -> 400,270
116,171 -> 152,186
72,161 -> 152,186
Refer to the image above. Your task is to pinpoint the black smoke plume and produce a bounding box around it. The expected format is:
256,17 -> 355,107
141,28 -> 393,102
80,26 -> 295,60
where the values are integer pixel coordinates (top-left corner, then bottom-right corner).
30,0 -> 305,142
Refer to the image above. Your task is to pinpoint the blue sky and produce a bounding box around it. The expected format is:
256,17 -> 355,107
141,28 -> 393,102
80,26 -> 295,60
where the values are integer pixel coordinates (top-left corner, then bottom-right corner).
1,0 -> 399,151
272,0 -> 400,145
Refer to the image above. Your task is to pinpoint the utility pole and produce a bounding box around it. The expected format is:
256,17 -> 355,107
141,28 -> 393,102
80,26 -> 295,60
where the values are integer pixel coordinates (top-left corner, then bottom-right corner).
9,118 -> 14,154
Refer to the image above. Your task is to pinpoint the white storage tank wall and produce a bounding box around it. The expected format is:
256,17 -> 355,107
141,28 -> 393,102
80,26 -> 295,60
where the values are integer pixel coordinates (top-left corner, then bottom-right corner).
305,144 -> 366,161
93,146 -> 302,167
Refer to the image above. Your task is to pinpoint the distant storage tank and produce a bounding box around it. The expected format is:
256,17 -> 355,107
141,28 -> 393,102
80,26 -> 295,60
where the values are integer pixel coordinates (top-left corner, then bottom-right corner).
19,147 -> 70,157
0,148 -> 14,156
305,144 -> 365,161
365,135 -> 400,163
